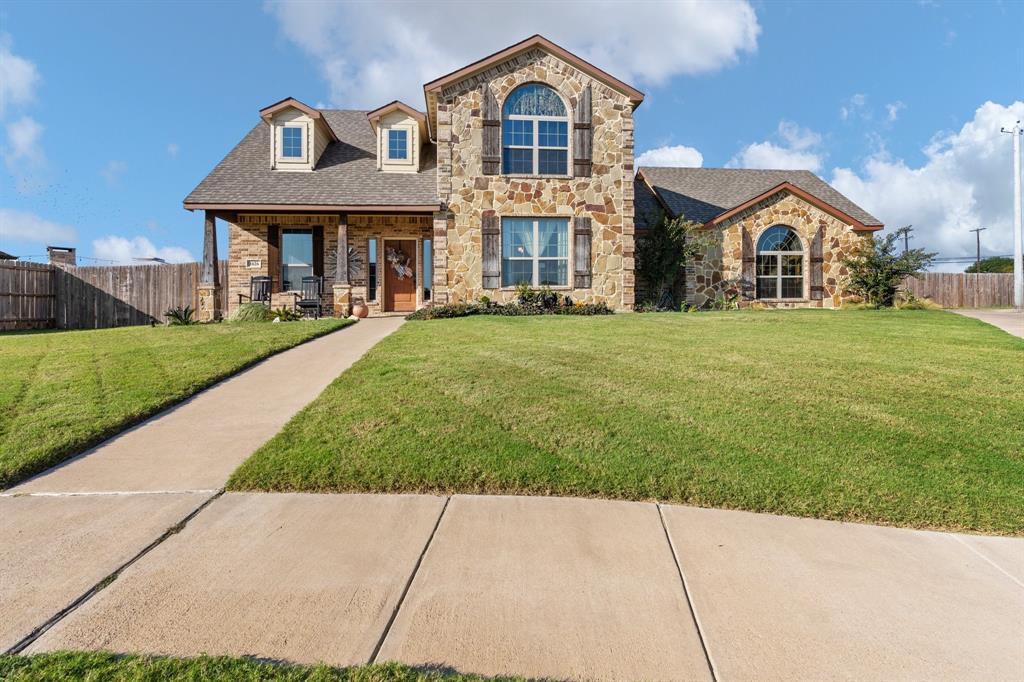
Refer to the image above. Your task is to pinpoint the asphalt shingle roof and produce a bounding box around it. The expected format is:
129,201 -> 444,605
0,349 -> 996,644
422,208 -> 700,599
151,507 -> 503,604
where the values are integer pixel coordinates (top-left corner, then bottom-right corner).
184,110 -> 439,207
637,167 -> 882,227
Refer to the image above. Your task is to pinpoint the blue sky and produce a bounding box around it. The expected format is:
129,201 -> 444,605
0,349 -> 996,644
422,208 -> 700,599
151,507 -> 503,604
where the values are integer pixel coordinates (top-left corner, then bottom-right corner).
1,0 -> 1022,269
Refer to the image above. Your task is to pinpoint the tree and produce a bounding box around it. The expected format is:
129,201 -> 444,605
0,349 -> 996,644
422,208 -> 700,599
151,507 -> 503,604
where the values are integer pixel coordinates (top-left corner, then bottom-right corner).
965,256 -> 1013,273
843,226 -> 936,307
635,211 -> 708,309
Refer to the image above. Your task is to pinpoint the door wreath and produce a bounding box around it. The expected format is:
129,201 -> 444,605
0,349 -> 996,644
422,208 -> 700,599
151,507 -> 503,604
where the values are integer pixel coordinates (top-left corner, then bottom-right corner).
386,247 -> 414,280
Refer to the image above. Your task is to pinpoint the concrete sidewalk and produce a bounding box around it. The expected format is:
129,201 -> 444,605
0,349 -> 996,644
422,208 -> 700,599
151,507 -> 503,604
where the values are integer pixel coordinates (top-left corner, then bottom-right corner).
952,308 -> 1024,338
0,318 -> 404,653
21,493 -> 1024,681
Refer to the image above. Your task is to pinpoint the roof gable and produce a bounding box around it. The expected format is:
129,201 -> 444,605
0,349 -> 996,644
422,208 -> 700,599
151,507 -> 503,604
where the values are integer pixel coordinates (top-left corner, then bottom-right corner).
422,34 -> 644,137
258,97 -> 339,142
366,100 -> 427,137
637,167 -> 883,231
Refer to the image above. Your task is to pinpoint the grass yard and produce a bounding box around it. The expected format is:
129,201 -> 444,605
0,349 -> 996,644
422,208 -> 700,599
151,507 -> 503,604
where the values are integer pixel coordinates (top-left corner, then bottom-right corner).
0,653 -> 510,681
0,319 -> 350,488
229,310 -> 1024,535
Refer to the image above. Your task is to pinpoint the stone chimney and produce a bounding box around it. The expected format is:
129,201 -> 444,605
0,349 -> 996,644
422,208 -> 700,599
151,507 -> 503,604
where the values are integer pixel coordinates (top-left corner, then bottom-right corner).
47,246 -> 77,268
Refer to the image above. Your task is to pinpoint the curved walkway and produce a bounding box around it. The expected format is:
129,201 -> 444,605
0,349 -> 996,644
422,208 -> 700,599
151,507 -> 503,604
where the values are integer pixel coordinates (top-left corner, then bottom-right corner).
952,308 -> 1024,338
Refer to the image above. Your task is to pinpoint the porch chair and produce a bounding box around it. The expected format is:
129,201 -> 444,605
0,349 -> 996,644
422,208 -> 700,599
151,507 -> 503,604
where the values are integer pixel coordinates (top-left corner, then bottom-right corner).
294,276 -> 324,318
238,276 -> 272,306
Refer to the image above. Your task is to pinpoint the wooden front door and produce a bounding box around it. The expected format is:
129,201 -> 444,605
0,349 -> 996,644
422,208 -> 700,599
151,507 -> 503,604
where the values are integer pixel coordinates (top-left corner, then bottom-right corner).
383,240 -> 417,312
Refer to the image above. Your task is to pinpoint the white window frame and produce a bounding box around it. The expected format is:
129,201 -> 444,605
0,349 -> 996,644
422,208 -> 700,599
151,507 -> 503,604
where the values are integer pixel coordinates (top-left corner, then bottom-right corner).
387,128 -> 409,161
381,123 -> 415,168
501,217 -> 570,288
275,123 -> 308,165
756,229 -> 805,300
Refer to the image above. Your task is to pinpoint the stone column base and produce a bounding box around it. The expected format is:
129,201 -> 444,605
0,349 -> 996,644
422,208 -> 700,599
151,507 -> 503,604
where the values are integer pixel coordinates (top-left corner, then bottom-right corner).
333,284 -> 352,317
197,283 -> 222,322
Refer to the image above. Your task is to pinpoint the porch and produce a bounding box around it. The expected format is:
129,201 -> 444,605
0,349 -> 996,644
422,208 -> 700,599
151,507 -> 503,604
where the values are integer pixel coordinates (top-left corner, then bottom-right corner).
196,210 -> 449,320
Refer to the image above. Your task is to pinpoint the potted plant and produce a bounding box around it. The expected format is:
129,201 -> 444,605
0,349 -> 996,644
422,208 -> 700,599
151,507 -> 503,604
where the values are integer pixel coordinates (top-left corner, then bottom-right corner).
351,296 -> 369,318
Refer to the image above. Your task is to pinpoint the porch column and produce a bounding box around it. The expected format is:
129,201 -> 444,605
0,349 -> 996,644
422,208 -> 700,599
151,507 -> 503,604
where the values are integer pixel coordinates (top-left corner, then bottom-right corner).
332,214 -> 352,316
431,211 -> 450,305
197,210 -> 222,322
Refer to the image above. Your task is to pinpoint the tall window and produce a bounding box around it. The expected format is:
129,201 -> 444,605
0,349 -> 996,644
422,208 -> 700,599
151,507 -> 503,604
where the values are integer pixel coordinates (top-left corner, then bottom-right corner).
501,217 -> 569,287
281,229 -> 313,290
282,127 -> 303,158
387,129 -> 408,160
367,238 -> 378,301
756,226 -> 804,299
502,84 -> 569,176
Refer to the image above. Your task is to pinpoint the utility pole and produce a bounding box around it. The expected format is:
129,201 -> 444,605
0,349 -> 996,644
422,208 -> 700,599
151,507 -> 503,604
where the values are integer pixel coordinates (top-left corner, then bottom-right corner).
899,225 -> 913,254
1001,121 -> 1023,310
969,227 -> 987,272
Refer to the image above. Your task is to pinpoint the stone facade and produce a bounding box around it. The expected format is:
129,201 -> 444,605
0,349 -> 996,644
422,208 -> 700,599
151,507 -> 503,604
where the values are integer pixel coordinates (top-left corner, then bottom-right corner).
435,48 -> 635,309
686,191 -> 872,309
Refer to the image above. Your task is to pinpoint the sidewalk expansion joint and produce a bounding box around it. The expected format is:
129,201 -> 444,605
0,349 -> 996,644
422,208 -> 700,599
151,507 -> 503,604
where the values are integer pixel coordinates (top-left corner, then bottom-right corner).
369,494 -> 451,664
657,503 -> 719,682
4,489 -> 225,655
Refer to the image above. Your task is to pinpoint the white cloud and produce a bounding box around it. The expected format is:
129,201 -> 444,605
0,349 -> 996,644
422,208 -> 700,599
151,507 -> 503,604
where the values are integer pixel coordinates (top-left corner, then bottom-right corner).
101,160 -> 128,187
92,235 -> 194,264
3,116 -> 47,193
727,120 -> 824,171
886,101 -> 906,122
0,34 -> 39,117
831,100 -> 1024,259
636,144 -> 704,169
840,93 -> 868,122
167,142 -> 179,158
265,0 -> 760,108
0,208 -> 76,245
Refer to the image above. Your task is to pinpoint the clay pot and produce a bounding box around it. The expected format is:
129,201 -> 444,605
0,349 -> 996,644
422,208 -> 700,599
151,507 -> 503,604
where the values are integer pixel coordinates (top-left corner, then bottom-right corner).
351,302 -> 369,319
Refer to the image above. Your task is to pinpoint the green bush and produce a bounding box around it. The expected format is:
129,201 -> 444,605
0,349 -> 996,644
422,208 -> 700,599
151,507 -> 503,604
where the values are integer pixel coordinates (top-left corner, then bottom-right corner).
229,302 -> 273,323
407,297 -> 613,320
272,307 -> 303,322
164,305 -> 196,325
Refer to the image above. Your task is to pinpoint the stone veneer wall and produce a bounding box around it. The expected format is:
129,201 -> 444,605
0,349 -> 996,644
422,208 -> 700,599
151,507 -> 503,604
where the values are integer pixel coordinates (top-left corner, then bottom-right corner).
435,48 -> 635,309
687,192 -> 873,309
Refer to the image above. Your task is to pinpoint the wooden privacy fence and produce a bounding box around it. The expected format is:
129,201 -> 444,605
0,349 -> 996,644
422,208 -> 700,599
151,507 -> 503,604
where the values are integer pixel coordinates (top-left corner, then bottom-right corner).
0,260 -> 229,331
902,272 -> 1014,308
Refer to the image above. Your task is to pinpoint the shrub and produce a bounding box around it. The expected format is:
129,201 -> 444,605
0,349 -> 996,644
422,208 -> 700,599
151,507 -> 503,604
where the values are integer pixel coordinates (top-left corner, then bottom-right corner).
272,307 -> 303,322
843,227 -> 936,308
895,290 -> 941,310
229,303 -> 273,323
164,305 -> 196,325
407,296 -> 613,320
635,211 -> 709,310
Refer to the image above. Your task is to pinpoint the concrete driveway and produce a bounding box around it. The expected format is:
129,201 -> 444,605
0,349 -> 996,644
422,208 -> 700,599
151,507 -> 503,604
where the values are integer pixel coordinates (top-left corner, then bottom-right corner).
19,493 -> 1024,682
952,308 -> 1024,338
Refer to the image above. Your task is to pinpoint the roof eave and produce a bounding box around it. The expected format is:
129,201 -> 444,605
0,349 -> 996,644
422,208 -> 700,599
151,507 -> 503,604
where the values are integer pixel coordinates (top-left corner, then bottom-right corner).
700,181 -> 883,232
183,202 -> 441,213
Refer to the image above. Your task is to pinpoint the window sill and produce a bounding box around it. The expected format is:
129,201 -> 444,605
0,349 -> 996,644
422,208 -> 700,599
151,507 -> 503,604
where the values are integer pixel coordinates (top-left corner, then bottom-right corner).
496,286 -> 573,292
498,174 -> 573,181
756,298 -> 808,303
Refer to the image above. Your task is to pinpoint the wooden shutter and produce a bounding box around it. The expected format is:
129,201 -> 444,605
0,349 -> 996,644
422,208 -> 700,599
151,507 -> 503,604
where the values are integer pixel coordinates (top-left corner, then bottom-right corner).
810,226 -> 824,301
741,227 -> 755,300
267,225 -> 281,293
573,84 -> 592,177
481,84 -> 501,175
482,214 -> 500,288
312,226 -> 324,278
573,216 -> 592,288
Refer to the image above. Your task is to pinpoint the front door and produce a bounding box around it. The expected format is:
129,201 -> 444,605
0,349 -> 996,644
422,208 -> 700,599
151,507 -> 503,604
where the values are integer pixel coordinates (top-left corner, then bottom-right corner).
383,240 -> 417,312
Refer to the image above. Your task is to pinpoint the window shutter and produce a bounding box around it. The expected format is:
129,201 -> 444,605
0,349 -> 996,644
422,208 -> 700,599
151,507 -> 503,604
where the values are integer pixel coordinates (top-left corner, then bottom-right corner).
573,84 -> 592,177
810,226 -> 824,301
482,214 -> 500,288
267,225 -> 281,293
312,225 -> 324,278
573,216 -> 592,288
481,84 -> 501,175
741,227 -> 755,300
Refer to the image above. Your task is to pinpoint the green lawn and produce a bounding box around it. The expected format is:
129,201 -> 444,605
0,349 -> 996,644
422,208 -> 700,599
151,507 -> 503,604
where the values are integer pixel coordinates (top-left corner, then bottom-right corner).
0,653 -> 511,681
229,310 -> 1024,535
0,320 -> 350,488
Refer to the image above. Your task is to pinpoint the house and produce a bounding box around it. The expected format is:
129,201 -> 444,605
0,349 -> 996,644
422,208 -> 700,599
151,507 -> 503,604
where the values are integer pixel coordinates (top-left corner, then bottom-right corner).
185,35 -> 881,320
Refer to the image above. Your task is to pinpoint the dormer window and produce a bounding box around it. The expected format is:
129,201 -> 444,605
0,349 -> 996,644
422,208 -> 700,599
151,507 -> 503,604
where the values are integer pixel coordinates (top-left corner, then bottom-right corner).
387,129 -> 408,160
282,127 -> 303,158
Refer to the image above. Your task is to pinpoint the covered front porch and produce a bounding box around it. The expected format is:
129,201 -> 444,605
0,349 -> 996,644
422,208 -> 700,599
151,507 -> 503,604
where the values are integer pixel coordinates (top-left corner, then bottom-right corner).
196,210 -> 449,320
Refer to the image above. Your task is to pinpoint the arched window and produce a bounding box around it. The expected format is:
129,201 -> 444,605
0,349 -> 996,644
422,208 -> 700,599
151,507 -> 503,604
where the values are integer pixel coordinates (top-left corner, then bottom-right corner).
502,83 -> 569,176
756,226 -> 804,299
